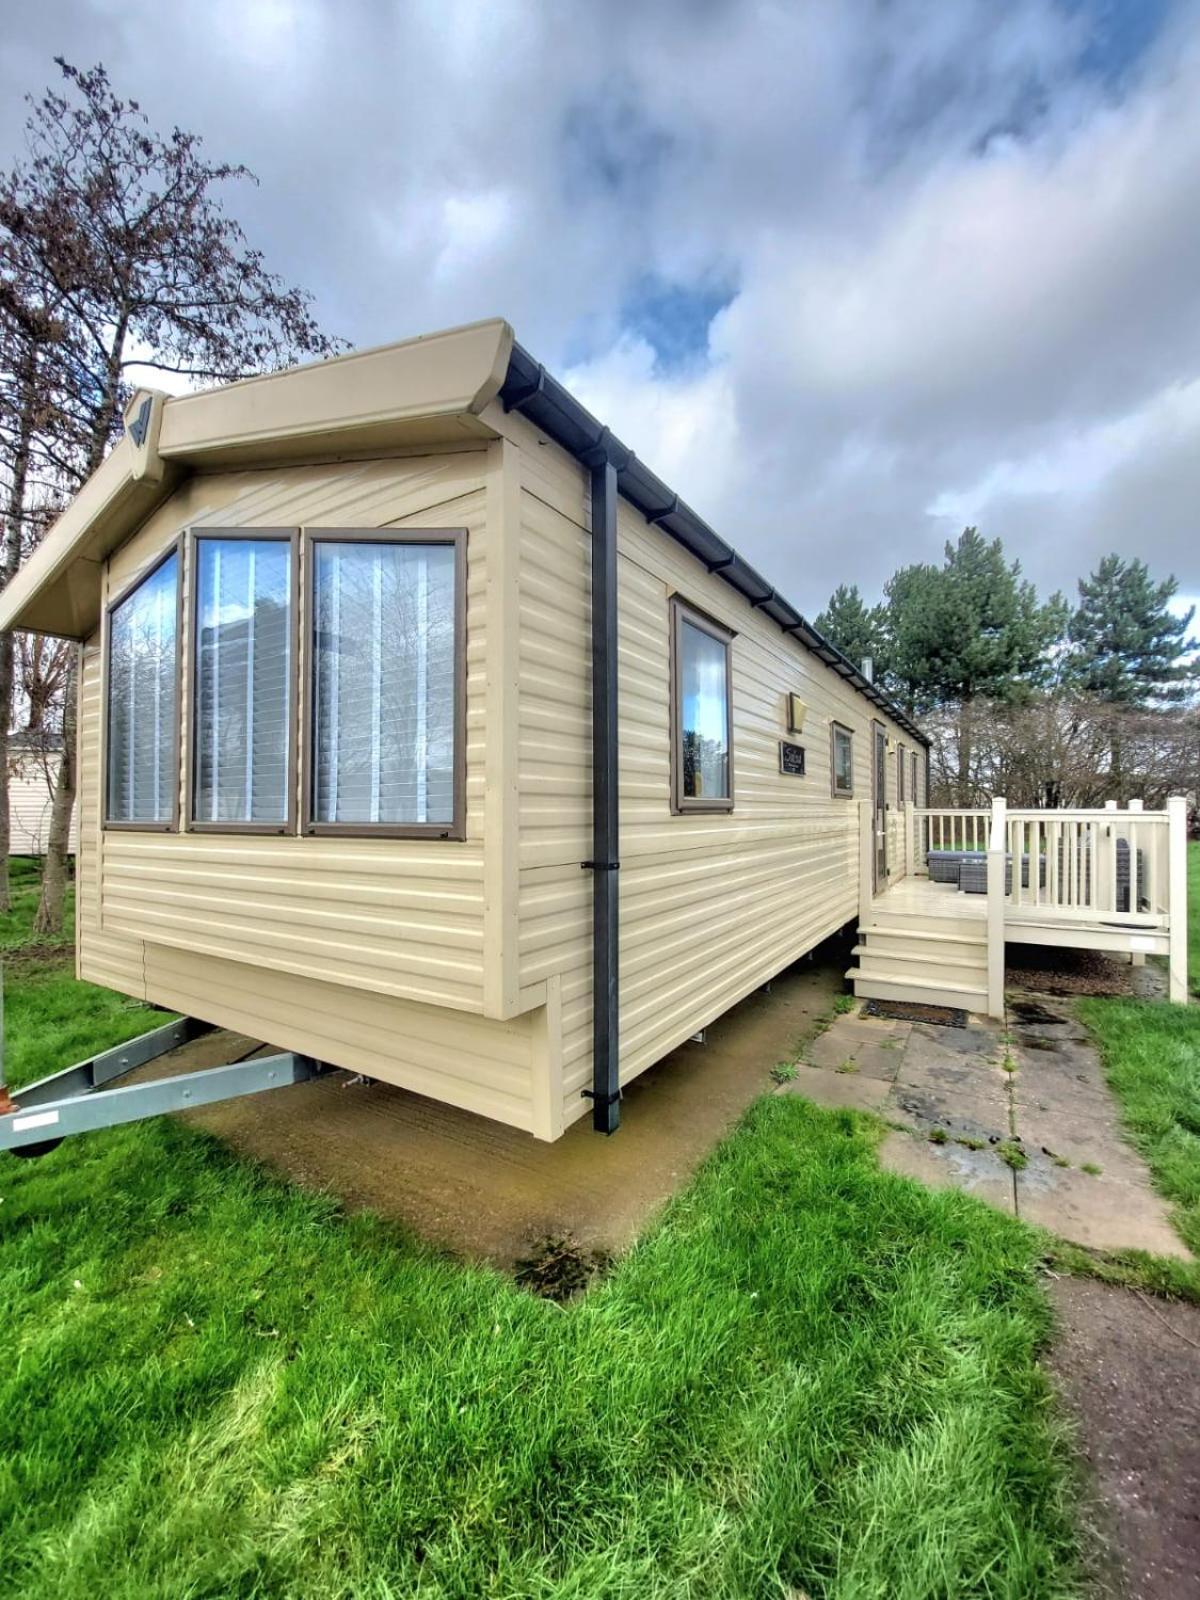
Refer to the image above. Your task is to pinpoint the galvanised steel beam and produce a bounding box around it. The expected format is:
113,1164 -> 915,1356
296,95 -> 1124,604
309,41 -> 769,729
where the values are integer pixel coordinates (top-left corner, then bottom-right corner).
12,1016 -> 214,1108
0,1052 -> 326,1155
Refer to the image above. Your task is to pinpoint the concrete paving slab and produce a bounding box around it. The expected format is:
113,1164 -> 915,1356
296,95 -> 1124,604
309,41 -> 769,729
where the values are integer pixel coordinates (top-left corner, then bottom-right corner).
910,1021 -> 1000,1056
1010,1069 -> 1116,1119
878,1131 -> 1017,1213
780,1067 -> 892,1113
827,1014 -> 913,1043
886,1084 -> 1011,1142
1016,1165 -> 1191,1259
802,1034 -> 902,1082
896,1051 -> 1012,1107
1017,1108 -> 1149,1185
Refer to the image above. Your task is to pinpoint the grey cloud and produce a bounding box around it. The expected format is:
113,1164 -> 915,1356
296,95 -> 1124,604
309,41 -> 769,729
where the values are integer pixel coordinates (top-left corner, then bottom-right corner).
1,0 -> 1197,612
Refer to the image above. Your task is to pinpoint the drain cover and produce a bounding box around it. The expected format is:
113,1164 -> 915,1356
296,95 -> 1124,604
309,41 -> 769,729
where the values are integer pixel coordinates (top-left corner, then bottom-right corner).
863,998 -> 968,1028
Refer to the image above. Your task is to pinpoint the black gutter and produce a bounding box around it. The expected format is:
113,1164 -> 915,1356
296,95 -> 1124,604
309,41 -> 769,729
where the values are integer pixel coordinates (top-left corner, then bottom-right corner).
580,447 -> 622,1134
499,342 -> 928,748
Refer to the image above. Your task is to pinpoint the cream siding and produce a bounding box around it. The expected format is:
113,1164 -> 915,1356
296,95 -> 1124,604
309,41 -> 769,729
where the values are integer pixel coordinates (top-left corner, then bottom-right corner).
67,399 -> 923,1145
76,448 -> 550,1135
502,413 -> 917,1129
6,754 -> 77,855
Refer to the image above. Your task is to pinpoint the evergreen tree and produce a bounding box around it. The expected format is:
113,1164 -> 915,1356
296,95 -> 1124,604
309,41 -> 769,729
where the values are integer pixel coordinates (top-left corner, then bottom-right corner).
1067,555 -> 1197,707
884,529 -> 1064,800
814,583 -> 888,677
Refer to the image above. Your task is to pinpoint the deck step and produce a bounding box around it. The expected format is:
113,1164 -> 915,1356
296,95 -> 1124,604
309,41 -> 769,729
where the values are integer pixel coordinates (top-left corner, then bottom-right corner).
848,971 -> 989,1012
850,945 -> 987,984
857,928 -> 987,964
863,908 -> 983,939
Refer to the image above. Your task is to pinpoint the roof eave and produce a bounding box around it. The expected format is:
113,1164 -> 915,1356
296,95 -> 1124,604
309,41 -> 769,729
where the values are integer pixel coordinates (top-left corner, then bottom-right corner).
0,318 -> 514,640
498,342 -> 928,748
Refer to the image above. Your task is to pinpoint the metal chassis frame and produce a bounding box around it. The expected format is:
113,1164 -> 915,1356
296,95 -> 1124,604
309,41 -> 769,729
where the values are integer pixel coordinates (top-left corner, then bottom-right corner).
0,1016 -> 327,1155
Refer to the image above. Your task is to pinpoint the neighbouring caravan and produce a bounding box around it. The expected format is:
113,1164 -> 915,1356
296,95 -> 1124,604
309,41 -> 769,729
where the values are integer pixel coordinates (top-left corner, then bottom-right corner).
0,320 -> 927,1141
6,735 -> 77,856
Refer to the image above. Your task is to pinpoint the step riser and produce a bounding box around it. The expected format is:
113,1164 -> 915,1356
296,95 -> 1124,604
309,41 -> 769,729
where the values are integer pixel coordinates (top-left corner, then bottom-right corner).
852,953 -> 987,986
859,931 -> 986,965
850,973 -> 988,1012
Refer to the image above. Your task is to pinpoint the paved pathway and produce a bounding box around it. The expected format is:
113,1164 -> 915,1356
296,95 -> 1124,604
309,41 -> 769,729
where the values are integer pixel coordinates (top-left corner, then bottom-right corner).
779,995 -> 1190,1259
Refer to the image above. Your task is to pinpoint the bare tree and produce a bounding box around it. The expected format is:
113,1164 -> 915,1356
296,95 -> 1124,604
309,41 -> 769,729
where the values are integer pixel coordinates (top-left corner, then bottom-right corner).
0,58 -> 343,930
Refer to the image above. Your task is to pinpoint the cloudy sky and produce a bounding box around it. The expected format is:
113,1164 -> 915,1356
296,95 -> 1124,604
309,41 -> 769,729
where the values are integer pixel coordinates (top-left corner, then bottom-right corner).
2,0 -> 1198,621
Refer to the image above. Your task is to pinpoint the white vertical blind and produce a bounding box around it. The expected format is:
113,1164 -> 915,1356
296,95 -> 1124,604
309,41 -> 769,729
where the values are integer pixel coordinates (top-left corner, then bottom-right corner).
193,537 -> 292,824
107,552 -> 179,823
312,540 -> 456,826
678,617 -> 729,800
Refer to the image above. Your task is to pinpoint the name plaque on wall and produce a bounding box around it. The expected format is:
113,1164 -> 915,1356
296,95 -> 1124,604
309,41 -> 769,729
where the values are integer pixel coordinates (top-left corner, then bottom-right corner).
778,740 -> 806,776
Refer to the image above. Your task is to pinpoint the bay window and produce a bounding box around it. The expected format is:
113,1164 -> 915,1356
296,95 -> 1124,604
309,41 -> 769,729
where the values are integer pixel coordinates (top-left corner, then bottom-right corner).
671,596 -> 733,813
306,530 -> 464,837
106,548 -> 181,828
191,531 -> 295,830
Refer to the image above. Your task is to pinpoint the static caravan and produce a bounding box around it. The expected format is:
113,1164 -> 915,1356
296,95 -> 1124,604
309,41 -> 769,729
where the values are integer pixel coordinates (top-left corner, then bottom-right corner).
6,735 -> 77,856
0,319 -> 927,1149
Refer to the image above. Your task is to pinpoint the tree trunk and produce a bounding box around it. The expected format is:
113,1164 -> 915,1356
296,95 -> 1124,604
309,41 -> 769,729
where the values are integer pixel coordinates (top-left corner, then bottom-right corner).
955,699 -> 974,806
33,650 -> 77,939
0,354 -> 40,913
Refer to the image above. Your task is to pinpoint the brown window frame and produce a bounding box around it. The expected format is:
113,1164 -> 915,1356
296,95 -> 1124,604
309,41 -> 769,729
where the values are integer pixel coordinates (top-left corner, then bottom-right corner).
669,595 -> 735,815
911,749 -> 919,805
186,528 -> 301,837
897,741 -> 906,803
300,527 -> 467,842
102,540 -> 184,834
830,721 -> 855,798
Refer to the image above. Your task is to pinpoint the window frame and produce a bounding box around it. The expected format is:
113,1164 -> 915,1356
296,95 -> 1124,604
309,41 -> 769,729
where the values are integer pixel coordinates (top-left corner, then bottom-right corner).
186,527 -> 301,837
102,540 -> 185,834
830,720 -> 855,799
669,595 -> 735,816
911,749 -> 919,805
299,526 -> 468,842
897,741 -> 906,803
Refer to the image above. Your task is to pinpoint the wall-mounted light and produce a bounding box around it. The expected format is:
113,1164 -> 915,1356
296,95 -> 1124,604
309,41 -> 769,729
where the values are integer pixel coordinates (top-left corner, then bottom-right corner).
787,693 -> 807,734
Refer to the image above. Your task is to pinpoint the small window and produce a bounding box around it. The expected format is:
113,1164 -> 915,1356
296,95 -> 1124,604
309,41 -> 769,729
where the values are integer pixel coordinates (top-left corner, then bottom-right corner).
897,742 -> 906,803
831,722 -> 854,797
106,548 -> 180,828
191,532 -> 295,830
911,750 -> 918,804
307,530 -> 464,837
671,598 -> 733,812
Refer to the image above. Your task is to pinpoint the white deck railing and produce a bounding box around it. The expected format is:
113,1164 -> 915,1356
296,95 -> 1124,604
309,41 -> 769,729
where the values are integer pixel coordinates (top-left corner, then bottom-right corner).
894,795 -> 1189,1013
913,807 -> 990,857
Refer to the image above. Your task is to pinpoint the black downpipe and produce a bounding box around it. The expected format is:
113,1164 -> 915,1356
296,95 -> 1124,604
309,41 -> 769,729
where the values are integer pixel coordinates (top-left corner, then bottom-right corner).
584,453 -> 621,1133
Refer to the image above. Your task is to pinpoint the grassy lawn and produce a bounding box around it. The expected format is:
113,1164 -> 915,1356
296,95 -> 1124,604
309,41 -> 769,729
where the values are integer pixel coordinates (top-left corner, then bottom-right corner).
1077,840 -> 1200,1263
1,858 -> 167,1091
0,862 -> 1084,1597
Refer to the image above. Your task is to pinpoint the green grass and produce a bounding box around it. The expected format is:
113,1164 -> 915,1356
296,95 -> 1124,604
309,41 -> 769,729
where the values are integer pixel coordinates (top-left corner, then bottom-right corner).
0,1109 -> 1079,1597
1,858 -> 167,1092
0,865 -> 1082,1597
1076,841 -> 1200,1265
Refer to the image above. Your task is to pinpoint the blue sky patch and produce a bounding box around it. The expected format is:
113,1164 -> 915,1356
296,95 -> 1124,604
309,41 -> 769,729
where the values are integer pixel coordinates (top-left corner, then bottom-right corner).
620,275 -> 735,372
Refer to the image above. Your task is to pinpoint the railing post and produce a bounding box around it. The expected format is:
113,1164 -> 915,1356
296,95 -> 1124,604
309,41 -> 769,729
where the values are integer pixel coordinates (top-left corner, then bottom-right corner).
858,797 -> 874,926
986,796 -> 1007,1020
1167,795 -> 1188,1005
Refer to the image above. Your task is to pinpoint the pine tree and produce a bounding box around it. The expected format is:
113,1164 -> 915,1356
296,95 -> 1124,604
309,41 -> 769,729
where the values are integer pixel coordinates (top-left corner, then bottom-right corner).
1067,555 -> 1198,707
884,529 -> 1063,800
814,583 -> 888,678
